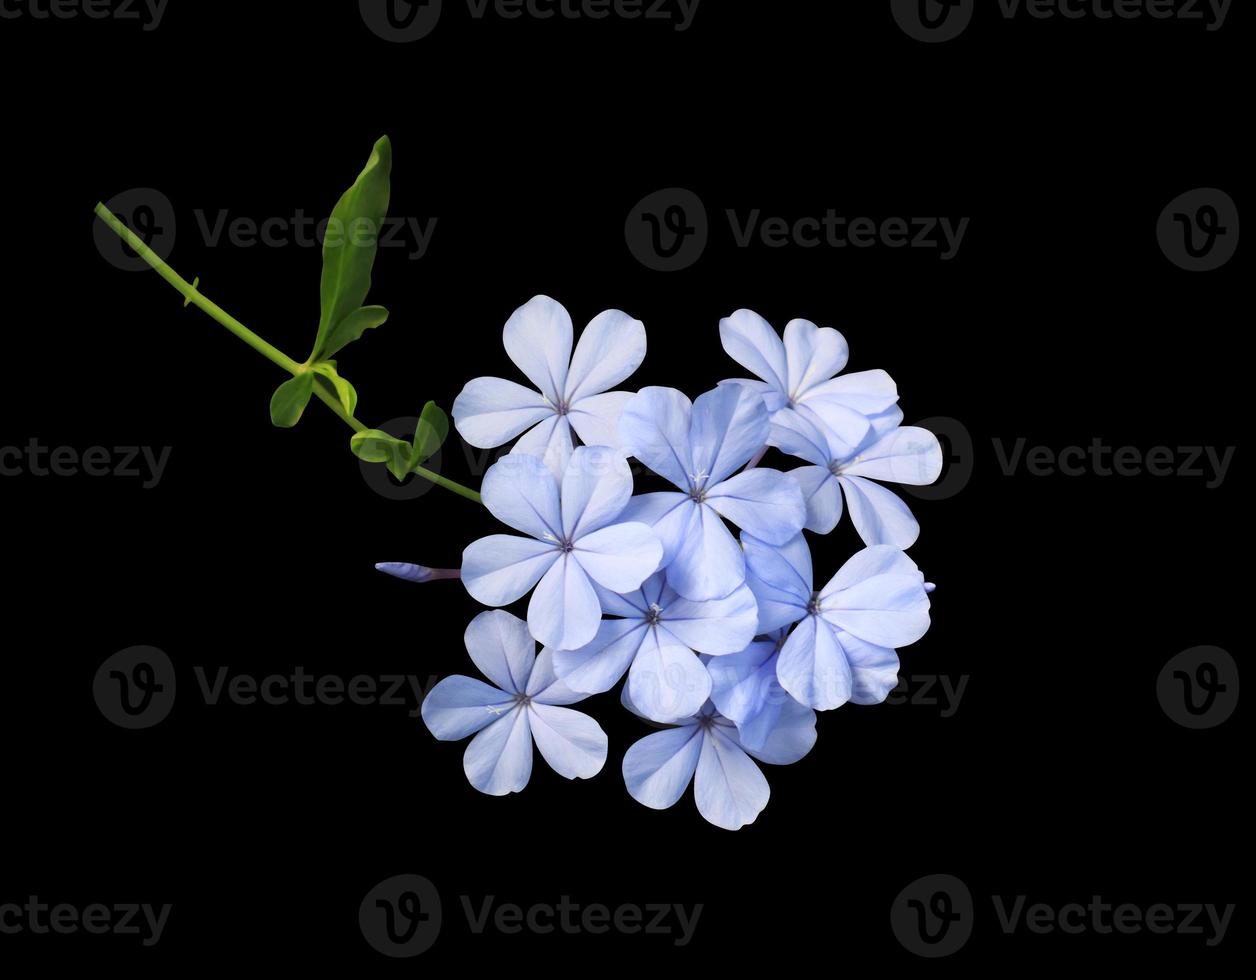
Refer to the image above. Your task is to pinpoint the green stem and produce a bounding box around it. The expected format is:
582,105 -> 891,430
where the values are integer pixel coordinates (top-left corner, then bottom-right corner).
94,202 -> 482,505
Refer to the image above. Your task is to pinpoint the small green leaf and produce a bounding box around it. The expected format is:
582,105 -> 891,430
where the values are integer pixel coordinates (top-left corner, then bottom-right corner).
322,305 -> 390,360
350,429 -> 412,480
412,401 -> 450,465
311,363 -> 358,417
270,373 -> 315,428
311,136 -> 393,361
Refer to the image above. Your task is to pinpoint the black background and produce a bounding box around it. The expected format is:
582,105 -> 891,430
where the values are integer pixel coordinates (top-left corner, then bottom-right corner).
1,0 -> 1246,969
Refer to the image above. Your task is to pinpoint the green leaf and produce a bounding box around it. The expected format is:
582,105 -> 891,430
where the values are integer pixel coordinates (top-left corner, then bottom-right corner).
311,363 -> 358,417
269,373 -> 315,428
322,305 -> 390,360
350,429 -> 412,481
311,136 -> 393,361
412,401 -> 450,465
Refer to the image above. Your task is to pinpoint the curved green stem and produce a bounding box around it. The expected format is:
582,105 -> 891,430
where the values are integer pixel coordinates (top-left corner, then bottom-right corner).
94,202 -> 482,505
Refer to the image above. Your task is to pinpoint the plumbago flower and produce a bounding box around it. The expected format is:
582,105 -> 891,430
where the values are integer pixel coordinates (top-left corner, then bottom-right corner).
622,697 -> 817,831
772,406 -> 942,547
551,572 -> 758,722
743,534 -> 931,711
617,384 -> 806,602
720,309 -> 899,459
461,446 -> 663,650
452,295 -> 646,475
422,611 -> 608,796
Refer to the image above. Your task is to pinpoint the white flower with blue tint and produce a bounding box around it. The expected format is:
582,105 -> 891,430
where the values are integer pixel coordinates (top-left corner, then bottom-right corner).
551,572 -> 759,723
772,406 -> 942,547
617,384 -> 806,602
462,446 -> 663,651
622,699 -> 816,831
743,534 -> 931,711
453,295 -> 646,475
422,611 -> 608,796
720,309 -> 899,460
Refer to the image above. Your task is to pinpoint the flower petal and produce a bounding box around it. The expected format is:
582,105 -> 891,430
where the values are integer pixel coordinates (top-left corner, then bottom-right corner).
783,318 -> 849,399
502,294 -> 572,403
524,647 -> 590,706
838,475 -> 921,549
618,387 -> 695,491
528,554 -> 601,651
664,504 -> 745,602
818,546 -> 930,649
462,535 -> 560,607
841,426 -> 944,486
742,533 -> 813,631
511,413 -> 573,480
572,522 -> 663,594
706,468 -> 806,546
628,629 -> 712,722
420,675 -> 515,741
564,309 -> 646,404
463,609 -> 536,694
768,408 -> 832,467
795,402 -> 872,460
659,582 -> 759,655
619,492 -> 695,568
551,618 -> 648,695
463,706 -> 533,796
622,724 -> 704,811
452,376 -> 554,448
776,614 -> 853,710
720,309 -> 787,395
707,639 -> 785,751
567,390 -> 635,450
694,726 -> 770,830
841,632 -> 902,705
689,384 -> 770,487
560,445 -> 633,540
742,698 -> 818,766
481,452 -> 563,540
527,703 -> 608,780
789,465 -> 843,534
801,368 -> 898,417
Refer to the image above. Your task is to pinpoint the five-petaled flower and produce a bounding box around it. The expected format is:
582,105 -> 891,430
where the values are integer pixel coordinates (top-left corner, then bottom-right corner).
462,445 -> 663,651
618,384 -> 807,602
622,698 -> 816,831
552,571 -> 759,723
452,294 -> 646,476
422,610 -> 610,796
743,534 -> 931,711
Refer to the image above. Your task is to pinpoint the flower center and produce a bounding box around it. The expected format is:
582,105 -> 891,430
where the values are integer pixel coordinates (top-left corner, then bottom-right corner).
645,602 -> 664,626
554,399 -> 570,416
807,591 -> 822,616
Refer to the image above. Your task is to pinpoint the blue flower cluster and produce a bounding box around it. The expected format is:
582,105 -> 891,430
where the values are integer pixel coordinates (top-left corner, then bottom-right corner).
413,296 -> 941,830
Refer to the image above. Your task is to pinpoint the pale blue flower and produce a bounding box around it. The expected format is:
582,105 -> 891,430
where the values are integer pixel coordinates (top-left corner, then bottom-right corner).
453,295 -> 646,476
622,698 -> 816,831
743,534 -> 931,711
617,384 -> 806,602
720,309 -> 899,460
706,629 -> 801,752
551,571 -> 759,723
423,611 -> 607,796
772,406 -> 942,547
462,446 -> 663,651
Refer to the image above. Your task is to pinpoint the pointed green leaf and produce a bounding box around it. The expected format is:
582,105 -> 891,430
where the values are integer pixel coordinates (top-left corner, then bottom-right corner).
311,363 -> 358,417
270,373 -> 316,428
311,136 -> 393,361
412,401 -> 450,465
322,305 -> 390,360
350,430 -> 412,481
